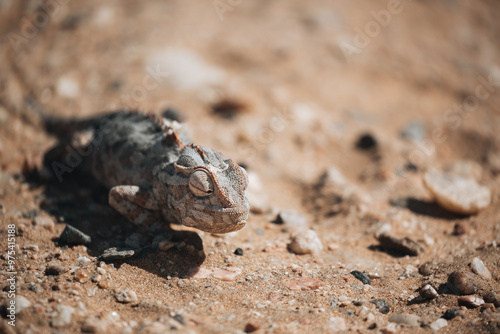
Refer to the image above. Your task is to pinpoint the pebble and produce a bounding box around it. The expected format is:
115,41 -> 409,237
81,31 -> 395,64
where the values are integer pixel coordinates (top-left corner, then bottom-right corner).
51,305 -> 75,327
458,295 -> 484,308
15,296 -> 31,314
453,223 -> 466,236
244,321 -> 261,333
159,240 -> 175,251
115,289 -> 138,303
351,270 -> 371,285
57,76 -> 80,98
388,313 -> 420,327
420,284 -> 438,299
274,210 -> 308,228
212,97 -> 250,119
288,229 -> 323,255
328,317 -> 347,332
371,299 -> 390,314
285,277 -> 325,291
76,256 -> 91,265
74,269 -> 91,283
99,247 -> 134,261
448,271 -> 476,295
59,224 -> 92,245
33,216 -> 55,231
481,303 -> 495,312
377,233 -> 423,256
381,323 -> 398,334
423,168 -> 491,215
212,267 -> 242,281
355,133 -> 377,151
443,308 -> 460,320
45,265 -> 67,276
429,318 -> 447,331
23,244 -> 39,252
419,262 -> 433,276
470,257 -> 492,280
234,248 -> 244,256
400,121 -> 425,142
483,291 -> 500,307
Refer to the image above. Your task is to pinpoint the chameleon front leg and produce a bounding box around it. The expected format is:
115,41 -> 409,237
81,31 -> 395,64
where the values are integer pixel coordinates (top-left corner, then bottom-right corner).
108,185 -> 162,226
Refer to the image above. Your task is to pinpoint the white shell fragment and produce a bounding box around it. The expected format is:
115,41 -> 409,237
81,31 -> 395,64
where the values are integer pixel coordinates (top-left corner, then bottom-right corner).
423,168 -> 491,215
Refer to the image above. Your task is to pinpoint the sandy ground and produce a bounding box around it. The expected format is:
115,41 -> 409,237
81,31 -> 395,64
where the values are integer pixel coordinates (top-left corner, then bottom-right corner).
1,0 -> 500,333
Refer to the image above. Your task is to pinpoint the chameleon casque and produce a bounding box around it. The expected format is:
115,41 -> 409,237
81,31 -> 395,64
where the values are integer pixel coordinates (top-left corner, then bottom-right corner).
45,110 -> 250,234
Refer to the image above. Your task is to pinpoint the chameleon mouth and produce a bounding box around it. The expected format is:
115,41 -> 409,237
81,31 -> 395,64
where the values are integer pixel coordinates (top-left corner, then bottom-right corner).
192,204 -> 249,217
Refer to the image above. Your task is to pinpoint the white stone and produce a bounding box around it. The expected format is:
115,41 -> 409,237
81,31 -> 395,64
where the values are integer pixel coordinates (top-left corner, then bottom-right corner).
15,296 -> 31,314
423,168 -> 491,214
471,257 -> 492,280
51,305 -> 75,327
429,318 -> 447,331
57,76 -> 80,98
328,317 -> 346,332
288,229 -> 323,255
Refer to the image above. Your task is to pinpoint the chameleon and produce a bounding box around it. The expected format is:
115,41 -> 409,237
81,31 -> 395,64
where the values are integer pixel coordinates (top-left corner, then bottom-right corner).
43,110 -> 250,234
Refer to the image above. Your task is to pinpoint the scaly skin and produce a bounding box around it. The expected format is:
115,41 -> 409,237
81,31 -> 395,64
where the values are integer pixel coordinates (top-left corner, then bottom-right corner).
46,110 -> 250,233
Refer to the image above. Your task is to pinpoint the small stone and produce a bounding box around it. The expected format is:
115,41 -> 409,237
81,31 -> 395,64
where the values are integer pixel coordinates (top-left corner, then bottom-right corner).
381,323 -> 398,334
420,284 -> 438,299
481,303 -> 495,312
285,277 -> 325,291
448,271 -> 477,295
423,168 -> 491,215
45,265 -> 67,276
59,224 -> 91,245
76,256 -> 91,265
288,229 -> 323,255
429,318 -> 447,331
471,257 -> 492,280
74,269 -> 91,283
371,299 -> 390,314
244,321 -> 261,333
98,280 -> 112,289
33,216 -> 55,231
99,247 -> 134,261
443,308 -> 460,320
388,313 -> 420,327
173,314 -> 185,325
51,305 -> 75,327
453,223 -> 466,236
400,121 -> 425,142
57,76 -> 80,98
355,133 -> 377,151
211,97 -> 250,119
351,270 -> 371,285
274,210 -> 308,227
234,248 -> 244,256
159,240 -> 175,251
419,262 -> 433,276
458,295 -> 484,308
115,290 -> 138,303
483,291 -> 500,307
328,317 -> 346,332
377,233 -> 423,256
212,267 -> 242,281
23,244 -> 39,252
15,296 -> 31,314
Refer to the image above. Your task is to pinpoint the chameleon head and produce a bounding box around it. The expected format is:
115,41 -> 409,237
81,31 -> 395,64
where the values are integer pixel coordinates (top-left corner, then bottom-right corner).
155,144 -> 250,233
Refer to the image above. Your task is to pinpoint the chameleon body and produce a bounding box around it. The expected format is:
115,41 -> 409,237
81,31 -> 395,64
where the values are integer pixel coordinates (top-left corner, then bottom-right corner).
45,110 -> 249,233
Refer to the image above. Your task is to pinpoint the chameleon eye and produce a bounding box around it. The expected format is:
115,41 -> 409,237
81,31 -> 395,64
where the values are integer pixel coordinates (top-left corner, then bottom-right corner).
189,170 -> 214,197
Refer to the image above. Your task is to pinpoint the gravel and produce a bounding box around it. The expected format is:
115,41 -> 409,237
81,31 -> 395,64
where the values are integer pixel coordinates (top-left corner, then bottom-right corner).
458,295 -> 485,308
99,247 -> 135,261
442,308 -> 460,320
420,284 -> 438,299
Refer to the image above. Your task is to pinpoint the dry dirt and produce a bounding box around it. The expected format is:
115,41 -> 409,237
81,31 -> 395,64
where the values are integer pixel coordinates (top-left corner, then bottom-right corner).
1,0 -> 500,333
